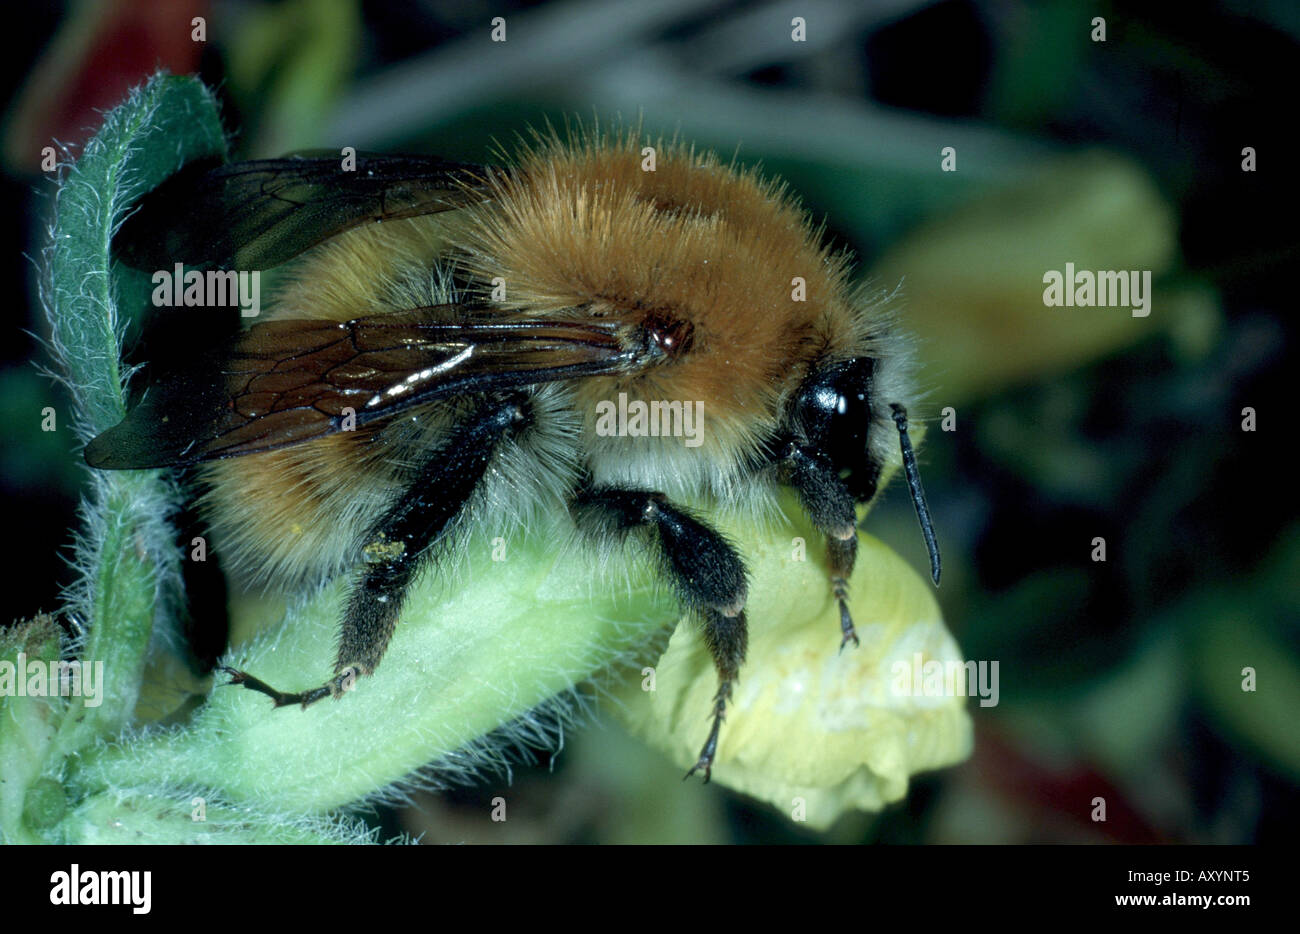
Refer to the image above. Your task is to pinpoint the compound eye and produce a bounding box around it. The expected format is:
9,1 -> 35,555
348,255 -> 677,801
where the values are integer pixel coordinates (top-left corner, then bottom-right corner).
794,358 -> 878,499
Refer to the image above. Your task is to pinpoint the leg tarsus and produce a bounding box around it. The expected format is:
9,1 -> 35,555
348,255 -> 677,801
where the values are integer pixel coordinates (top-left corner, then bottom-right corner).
827,536 -> 859,651
835,585 -> 859,651
686,606 -> 746,783
217,665 -> 356,708
684,680 -> 733,783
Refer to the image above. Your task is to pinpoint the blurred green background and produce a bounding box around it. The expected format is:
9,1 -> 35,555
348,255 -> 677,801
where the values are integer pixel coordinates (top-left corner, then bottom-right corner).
2,0 -> 1295,843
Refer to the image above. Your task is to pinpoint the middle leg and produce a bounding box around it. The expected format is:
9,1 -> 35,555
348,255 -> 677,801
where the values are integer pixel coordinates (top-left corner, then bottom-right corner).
572,487 -> 748,782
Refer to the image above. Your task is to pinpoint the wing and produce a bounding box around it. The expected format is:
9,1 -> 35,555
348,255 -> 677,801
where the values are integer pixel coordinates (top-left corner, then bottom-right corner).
114,153 -> 502,271
84,307 -> 649,469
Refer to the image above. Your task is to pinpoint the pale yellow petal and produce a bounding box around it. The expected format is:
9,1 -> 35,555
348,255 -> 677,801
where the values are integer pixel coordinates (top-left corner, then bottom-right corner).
615,521 -> 972,830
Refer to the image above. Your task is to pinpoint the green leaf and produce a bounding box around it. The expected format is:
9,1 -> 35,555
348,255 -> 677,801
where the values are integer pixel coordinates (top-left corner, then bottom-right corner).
0,616 -> 64,844
76,518 -> 680,813
58,787 -> 383,844
34,73 -> 225,751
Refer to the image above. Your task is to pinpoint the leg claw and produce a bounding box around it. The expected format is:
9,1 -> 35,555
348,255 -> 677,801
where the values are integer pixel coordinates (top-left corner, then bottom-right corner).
836,596 -> 859,652
684,759 -> 713,784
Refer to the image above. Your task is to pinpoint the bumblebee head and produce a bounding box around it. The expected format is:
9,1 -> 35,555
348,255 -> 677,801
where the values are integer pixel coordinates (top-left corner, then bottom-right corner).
791,357 -> 880,502
790,355 -> 941,585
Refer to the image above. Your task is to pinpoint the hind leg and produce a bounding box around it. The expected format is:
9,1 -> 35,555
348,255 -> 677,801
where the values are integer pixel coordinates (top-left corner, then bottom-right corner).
221,397 -> 527,706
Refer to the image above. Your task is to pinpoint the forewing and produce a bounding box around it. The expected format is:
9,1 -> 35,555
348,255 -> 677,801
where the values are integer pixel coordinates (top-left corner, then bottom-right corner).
84,308 -> 640,468
114,153 -> 501,270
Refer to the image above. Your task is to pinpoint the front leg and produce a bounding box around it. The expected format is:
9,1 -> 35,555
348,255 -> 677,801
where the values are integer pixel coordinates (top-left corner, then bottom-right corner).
222,397 -> 526,707
779,441 -> 863,648
775,405 -> 942,649
572,488 -> 748,782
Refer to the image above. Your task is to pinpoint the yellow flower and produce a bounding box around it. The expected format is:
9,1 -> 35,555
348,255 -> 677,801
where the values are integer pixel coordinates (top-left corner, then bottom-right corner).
613,502 -> 973,830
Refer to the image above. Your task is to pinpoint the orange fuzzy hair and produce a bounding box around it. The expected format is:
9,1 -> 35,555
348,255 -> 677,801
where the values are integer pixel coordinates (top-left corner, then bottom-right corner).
454,129 -> 866,467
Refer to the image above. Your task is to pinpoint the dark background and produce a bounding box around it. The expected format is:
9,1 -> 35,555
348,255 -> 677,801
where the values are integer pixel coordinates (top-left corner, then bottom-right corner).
2,0 -> 1296,843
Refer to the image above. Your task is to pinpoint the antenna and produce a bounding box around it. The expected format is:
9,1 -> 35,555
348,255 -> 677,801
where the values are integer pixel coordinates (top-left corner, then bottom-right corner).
890,404 -> 941,586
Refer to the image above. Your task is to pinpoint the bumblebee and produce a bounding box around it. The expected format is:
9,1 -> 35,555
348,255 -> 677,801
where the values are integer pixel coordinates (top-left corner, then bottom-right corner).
87,131 -> 940,780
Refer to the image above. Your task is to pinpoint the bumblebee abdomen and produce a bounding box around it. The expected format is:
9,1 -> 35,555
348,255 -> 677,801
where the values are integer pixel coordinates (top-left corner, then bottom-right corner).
201,216 -> 466,586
